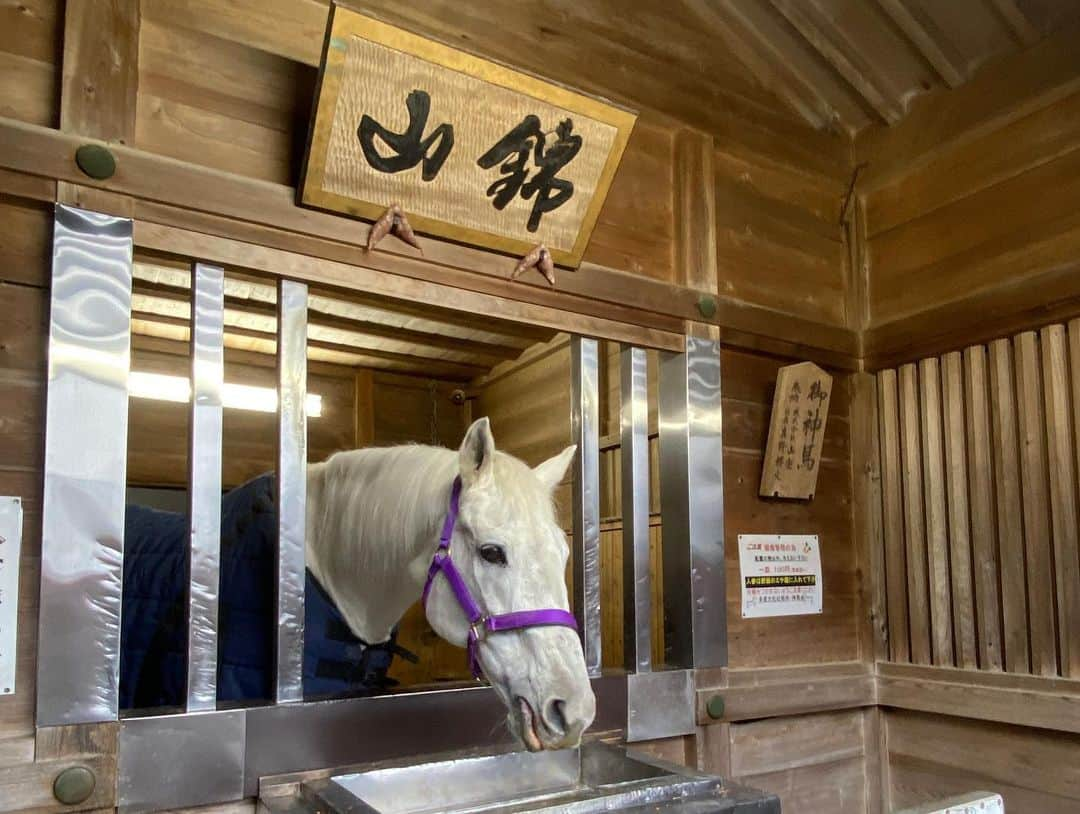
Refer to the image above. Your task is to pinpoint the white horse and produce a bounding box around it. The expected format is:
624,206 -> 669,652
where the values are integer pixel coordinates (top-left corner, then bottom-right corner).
305,417 -> 595,751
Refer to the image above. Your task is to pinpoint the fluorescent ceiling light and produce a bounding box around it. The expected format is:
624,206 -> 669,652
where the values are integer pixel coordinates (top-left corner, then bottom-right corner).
129,371 -> 322,417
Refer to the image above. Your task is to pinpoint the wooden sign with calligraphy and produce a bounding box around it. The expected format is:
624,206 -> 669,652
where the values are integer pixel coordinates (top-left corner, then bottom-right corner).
759,362 -> 833,500
299,6 -> 637,268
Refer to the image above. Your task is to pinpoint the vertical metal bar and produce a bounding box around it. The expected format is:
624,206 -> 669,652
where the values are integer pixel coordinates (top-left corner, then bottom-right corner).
276,279 -> 308,703
38,205 -> 133,725
186,263 -> 225,712
658,337 -> 726,669
570,336 -> 601,677
620,346 -> 651,673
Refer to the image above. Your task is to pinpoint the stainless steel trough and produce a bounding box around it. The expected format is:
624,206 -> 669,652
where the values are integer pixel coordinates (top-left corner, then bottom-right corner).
266,741 -> 779,814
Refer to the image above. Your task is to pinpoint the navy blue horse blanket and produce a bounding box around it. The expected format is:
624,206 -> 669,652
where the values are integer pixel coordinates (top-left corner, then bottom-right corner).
120,474 -> 407,709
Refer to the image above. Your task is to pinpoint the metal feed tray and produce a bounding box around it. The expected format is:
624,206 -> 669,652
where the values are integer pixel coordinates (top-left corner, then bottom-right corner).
280,741 -> 779,814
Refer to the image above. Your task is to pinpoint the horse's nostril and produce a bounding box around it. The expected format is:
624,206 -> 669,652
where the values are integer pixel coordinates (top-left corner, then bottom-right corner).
544,698 -> 569,736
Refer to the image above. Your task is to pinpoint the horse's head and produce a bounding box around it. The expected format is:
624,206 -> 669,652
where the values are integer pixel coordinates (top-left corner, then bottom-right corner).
423,417 -> 595,751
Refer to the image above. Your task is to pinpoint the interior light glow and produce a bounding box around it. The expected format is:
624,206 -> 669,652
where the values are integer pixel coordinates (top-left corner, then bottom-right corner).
128,371 -> 323,417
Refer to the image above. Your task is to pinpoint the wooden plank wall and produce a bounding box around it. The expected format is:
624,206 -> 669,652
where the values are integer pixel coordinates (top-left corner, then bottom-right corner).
0,0 -> 60,128
723,349 -> 857,667
859,23 -> 1080,367
726,709 -> 869,814
0,196 -> 50,765
714,128 -> 849,328
885,710 -> 1080,813
126,351 -> 357,489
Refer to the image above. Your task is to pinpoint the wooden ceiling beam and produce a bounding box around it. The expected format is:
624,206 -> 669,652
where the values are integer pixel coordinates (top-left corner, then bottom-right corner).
986,0 -> 1042,47
131,277 -> 521,363
130,317 -> 486,381
771,0 -> 903,125
874,0 -> 966,89
131,292 -> 494,373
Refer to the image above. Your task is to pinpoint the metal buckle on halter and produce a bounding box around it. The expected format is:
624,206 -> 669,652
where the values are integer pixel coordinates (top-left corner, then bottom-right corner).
469,615 -> 490,643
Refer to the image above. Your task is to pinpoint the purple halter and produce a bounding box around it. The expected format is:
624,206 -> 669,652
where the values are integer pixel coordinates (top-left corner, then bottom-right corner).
421,477 -> 579,678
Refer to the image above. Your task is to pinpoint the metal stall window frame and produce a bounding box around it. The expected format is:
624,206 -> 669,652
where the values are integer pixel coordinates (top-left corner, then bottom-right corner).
35,206 -> 725,811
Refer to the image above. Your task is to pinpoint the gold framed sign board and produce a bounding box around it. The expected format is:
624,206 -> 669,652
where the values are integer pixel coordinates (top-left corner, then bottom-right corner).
299,6 -> 638,268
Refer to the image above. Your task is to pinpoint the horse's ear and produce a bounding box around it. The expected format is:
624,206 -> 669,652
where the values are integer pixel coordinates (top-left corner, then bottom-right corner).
533,444 -> 576,492
459,417 -> 496,487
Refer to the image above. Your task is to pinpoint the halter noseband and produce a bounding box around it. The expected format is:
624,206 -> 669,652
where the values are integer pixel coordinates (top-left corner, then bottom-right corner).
421,476 -> 579,678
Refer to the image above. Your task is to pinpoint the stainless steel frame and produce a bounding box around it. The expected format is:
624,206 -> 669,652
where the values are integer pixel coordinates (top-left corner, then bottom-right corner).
117,675 -> 628,811
187,263 -> 225,712
37,207 -> 729,809
658,338 -> 727,669
570,336 -> 602,677
276,279 -> 309,703
37,205 -> 134,726
619,346 -> 651,674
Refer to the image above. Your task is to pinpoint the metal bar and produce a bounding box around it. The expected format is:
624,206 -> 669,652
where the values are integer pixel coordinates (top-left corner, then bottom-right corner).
570,336 -> 601,677
119,710 -> 245,813
658,337 -> 726,669
37,205 -> 133,726
620,346 -> 651,673
626,669 -> 694,742
116,675 -> 627,807
276,279 -> 308,703
186,263 -> 225,712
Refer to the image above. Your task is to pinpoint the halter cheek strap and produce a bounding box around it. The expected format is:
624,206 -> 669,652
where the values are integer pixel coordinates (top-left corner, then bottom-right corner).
421,476 -> 579,678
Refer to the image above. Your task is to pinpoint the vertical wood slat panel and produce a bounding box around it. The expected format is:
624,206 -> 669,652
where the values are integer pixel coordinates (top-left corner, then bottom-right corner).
898,364 -> 931,664
963,345 -> 1004,671
1071,320 -> 1080,538
877,369 -> 910,663
988,338 -> 1031,674
942,352 -> 977,669
852,373 -> 888,662
1040,325 -> 1080,677
1014,331 -> 1058,677
918,357 -> 954,666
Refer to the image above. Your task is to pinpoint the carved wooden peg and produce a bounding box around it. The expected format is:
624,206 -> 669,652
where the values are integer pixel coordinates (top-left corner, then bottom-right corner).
366,203 -> 423,253
511,244 -> 556,286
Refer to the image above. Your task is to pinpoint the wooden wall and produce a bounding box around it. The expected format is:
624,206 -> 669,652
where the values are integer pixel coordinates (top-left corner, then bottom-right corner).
126,350 -> 357,489
722,349 -> 857,668
714,123 -> 849,328
0,197 -> 49,761
859,23 -> 1080,368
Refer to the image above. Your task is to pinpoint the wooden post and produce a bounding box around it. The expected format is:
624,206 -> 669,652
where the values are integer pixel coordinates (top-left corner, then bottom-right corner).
674,128 -> 718,294
58,0 -> 140,213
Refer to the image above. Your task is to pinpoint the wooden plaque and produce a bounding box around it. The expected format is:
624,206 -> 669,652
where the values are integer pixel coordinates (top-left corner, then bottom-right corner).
299,6 -> 638,267
759,362 -> 833,500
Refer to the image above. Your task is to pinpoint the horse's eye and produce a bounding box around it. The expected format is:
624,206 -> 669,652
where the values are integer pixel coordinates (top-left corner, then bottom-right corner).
479,544 -> 508,566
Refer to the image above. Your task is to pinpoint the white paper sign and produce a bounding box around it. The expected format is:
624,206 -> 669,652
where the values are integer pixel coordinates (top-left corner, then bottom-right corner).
738,534 -> 822,618
0,497 -> 22,694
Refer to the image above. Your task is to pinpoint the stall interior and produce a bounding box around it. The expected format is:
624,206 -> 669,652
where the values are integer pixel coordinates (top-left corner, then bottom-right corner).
120,256 -> 667,706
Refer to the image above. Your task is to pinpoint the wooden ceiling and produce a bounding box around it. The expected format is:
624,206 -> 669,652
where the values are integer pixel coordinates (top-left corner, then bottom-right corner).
139,0 -> 1080,152
685,0 -> 1080,134
321,0 -> 1080,137
130,259 -> 557,381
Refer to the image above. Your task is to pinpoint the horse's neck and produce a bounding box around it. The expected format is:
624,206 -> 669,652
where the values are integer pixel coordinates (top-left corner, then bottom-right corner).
305,445 -> 457,643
